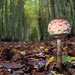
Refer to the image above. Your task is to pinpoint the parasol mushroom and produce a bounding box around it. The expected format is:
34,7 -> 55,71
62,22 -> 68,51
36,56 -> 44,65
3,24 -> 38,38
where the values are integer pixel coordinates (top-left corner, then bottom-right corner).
48,18 -> 71,72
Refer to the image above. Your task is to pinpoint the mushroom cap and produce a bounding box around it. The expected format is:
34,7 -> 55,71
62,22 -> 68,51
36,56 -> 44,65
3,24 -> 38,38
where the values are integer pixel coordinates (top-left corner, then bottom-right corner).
48,19 -> 71,36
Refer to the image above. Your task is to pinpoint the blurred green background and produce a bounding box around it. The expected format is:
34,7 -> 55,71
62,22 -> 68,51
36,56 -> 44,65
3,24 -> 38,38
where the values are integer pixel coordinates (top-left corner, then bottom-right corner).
0,0 -> 75,41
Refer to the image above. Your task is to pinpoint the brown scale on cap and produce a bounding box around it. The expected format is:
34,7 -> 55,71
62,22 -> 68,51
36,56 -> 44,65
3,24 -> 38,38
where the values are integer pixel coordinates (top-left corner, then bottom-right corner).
48,18 -> 71,35
52,18 -> 66,22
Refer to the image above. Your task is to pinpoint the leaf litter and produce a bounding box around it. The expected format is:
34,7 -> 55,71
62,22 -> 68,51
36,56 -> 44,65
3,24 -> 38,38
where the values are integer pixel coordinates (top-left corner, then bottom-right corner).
0,37 -> 75,75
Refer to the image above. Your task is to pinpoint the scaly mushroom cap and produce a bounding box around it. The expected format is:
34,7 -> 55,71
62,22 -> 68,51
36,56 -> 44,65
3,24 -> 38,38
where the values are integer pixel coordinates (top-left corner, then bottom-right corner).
48,19 -> 71,35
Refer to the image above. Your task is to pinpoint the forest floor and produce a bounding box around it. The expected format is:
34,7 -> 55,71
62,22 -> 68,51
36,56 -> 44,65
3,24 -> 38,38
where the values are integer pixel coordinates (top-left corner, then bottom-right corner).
0,37 -> 75,75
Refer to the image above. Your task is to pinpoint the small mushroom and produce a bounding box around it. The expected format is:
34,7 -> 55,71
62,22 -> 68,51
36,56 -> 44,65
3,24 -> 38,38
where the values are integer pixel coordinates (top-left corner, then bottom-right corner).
48,18 -> 71,73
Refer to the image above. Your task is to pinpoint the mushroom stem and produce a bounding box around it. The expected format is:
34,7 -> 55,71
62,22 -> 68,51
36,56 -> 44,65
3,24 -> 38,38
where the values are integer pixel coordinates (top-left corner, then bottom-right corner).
57,38 -> 62,72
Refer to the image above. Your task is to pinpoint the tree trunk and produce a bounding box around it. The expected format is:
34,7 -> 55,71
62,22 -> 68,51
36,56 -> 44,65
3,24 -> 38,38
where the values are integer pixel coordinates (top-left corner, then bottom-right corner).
1,0 -> 4,40
63,0 -> 68,19
55,0 -> 59,18
38,0 -> 43,40
41,0 -> 47,40
0,0 -> 3,41
59,0 -> 64,18
50,0 -> 55,19
71,0 -> 75,36
5,0 -> 8,39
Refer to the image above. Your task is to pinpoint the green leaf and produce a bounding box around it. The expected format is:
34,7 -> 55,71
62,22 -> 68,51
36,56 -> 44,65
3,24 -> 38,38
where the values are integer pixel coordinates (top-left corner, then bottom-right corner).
62,54 -> 75,63
53,54 -> 75,63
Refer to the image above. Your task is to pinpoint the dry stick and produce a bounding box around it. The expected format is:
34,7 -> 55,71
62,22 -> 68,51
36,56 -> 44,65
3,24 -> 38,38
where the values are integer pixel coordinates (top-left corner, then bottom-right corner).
57,38 -> 62,73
